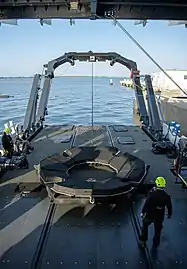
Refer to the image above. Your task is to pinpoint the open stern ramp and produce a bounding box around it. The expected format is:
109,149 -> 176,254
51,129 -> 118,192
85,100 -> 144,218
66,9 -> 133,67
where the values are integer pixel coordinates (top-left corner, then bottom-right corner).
34,203 -> 149,269
0,125 -> 187,269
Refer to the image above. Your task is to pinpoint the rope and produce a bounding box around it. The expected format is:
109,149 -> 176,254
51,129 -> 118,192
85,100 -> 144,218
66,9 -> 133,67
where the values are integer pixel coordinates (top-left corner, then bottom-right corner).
110,15 -> 187,96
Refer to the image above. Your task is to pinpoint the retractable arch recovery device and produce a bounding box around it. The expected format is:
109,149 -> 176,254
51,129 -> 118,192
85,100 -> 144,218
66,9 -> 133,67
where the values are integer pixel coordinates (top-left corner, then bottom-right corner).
22,51 -> 164,202
36,52 -> 148,125
23,51 -> 162,141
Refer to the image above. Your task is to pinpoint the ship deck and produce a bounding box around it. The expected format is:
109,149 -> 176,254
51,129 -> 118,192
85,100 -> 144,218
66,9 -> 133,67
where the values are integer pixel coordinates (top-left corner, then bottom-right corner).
0,124 -> 187,269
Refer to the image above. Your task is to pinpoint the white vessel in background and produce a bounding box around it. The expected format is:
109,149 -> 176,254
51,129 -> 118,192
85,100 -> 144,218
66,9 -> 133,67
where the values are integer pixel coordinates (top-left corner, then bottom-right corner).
120,78 -> 134,88
152,69 -> 187,95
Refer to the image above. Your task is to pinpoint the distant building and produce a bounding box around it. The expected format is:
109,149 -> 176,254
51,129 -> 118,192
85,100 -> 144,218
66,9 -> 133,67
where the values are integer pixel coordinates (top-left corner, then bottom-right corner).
152,70 -> 187,94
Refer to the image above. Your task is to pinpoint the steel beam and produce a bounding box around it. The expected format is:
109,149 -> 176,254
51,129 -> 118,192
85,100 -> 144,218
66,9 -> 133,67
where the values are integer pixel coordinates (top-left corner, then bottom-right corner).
37,74 -> 52,122
145,75 -> 162,134
90,0 -> 97,19
147,94 -> 154,131
51,52 -> 137,71
133,76 -> 148,125
23,74 -> 41,131
1,1 -> 187,20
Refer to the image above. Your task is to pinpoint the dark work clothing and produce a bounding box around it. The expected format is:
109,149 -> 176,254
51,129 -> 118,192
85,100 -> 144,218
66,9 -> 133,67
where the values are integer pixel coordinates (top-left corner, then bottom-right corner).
2,133 -> 12,149
140,216 -> 163,247
142,187 -> 172,220
140,187 -> 172,246
1,133 -> 14,159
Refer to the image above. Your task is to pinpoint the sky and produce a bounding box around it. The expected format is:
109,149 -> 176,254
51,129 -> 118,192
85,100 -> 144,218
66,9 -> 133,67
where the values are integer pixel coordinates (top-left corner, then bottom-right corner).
0,19 -> 187,77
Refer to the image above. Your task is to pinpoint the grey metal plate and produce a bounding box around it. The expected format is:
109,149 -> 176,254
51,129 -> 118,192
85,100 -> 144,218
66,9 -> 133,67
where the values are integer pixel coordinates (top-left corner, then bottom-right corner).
51,134 -> 72,143
60,134 -> 72,143
45,125 -> 74,132
0,187 -> 50,269
113,125 -> 128,132
117,137 -> 135,145
74,126 -> 110,147
39,204 -> 147,269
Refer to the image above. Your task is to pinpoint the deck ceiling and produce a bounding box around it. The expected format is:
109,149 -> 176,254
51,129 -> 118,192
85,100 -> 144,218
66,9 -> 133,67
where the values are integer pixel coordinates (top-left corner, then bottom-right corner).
1,0 -> 187,20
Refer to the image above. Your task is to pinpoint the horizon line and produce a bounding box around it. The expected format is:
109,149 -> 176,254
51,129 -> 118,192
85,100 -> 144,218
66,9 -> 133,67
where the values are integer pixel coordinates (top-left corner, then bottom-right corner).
0,75 -> 126,78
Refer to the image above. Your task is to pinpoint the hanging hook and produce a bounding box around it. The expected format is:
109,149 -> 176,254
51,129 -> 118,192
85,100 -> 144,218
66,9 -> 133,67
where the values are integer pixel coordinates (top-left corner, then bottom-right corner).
90,196 -> 95,204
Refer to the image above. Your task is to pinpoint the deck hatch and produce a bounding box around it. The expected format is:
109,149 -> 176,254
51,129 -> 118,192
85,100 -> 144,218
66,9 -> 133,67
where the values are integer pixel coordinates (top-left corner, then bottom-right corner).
117,137 -> 135,145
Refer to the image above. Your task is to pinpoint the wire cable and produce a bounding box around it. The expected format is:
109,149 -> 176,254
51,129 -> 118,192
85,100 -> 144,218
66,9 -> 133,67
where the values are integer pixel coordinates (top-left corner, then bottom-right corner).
91,61 -> 94,129
91,61 -> 94,145
110,15 -> 187,96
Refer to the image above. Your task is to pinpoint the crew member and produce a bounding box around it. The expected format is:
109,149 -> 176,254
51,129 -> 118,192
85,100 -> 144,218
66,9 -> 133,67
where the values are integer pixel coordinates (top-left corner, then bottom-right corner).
15,133 -> 34,154
139,176 -> 172,248
1,127 -> 14,159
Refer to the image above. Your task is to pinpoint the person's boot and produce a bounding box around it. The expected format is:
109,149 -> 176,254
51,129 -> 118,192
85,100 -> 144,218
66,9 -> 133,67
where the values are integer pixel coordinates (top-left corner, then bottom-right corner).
139,239 -> 146,248
152,236 -> 160,248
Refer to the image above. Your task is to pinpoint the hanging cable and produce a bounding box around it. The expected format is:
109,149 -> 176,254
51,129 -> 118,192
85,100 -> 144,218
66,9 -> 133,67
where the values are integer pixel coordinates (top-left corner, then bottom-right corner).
110,15 -> 187,96
91,61 -> 94,137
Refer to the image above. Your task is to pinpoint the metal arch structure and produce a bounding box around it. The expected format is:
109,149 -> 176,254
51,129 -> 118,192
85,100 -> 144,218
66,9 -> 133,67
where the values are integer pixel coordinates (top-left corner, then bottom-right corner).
45,51 -> 138,74
37,51 -> 148,123
1,1 -> 187,20
23,51 -> 148,132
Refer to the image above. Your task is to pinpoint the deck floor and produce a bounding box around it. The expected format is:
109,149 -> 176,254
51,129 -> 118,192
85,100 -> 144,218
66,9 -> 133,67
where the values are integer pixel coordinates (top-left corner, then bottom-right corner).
0,125 -> 187,269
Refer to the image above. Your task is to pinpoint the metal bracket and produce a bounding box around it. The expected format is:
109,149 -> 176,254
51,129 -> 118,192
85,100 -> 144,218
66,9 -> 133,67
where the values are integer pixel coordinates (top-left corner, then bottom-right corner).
90,0 -> 97,19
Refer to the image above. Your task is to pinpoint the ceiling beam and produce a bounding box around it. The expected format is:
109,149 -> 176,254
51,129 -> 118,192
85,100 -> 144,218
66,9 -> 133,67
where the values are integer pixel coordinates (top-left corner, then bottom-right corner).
1,1 -> 187,20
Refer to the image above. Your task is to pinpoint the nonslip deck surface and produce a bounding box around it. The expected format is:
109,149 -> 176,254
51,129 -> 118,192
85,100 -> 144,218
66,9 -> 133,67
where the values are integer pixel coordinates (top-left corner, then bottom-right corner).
0,125 -> 187,269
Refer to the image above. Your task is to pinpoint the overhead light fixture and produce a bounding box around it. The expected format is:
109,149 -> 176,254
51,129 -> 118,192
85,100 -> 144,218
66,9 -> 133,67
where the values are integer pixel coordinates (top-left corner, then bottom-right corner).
134,20 -> 148,27
110,60 -> 116,66
168,20 -> 187,28
0,19 -> 18,26
70,1 -> 79,10
40,19 -> 52,26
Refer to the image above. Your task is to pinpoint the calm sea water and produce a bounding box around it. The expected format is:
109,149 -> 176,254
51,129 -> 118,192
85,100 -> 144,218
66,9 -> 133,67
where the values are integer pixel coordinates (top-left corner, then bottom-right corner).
0,77 -> 135,132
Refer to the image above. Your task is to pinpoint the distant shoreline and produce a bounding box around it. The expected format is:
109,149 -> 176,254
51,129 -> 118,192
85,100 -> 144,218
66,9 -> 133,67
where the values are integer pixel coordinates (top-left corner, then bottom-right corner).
0,76 -> 124,79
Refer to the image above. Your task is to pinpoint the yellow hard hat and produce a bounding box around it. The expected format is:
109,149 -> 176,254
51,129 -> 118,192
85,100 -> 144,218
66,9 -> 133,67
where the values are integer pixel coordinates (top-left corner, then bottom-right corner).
4,127 -> 11,134
155,177 -> 166,188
